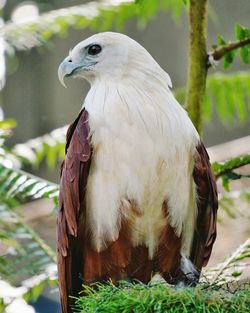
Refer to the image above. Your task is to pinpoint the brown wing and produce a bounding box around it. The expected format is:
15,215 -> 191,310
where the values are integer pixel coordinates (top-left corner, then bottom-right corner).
191,142 -> 218,270
57,109 -> 91,313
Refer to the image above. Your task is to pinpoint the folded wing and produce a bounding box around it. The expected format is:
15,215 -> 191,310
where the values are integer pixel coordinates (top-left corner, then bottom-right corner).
191,143 -> 218,269
57,109 -> 91,313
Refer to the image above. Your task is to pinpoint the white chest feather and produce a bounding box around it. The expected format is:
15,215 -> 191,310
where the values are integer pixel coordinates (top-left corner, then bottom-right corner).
84,78 -> 199,257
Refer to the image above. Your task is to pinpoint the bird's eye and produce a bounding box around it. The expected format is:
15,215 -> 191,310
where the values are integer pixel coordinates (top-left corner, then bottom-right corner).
88,44 -> 102,56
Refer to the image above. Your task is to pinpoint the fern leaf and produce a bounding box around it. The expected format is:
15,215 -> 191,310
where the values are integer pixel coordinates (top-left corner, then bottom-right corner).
175,71 -> 250,125
206,72 -> 250,124
0,163 -> 59,202
0,205 -> 56,282
0,165 -> 58,305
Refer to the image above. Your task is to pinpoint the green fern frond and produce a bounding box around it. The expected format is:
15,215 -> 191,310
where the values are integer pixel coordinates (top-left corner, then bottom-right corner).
205,71 -> 250,124
0,205 -> 56,284
0,119 -> 16,141
0,163 -> 58,304
1,0 -> 185,52
175,71 -> 250,125
0,163 -> 59,202
0,163 -> 58,283
0,161 -> 58,305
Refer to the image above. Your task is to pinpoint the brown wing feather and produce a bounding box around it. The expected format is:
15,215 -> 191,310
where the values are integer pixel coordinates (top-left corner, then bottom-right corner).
191,142 -> 218,269
57,109 -> 91,313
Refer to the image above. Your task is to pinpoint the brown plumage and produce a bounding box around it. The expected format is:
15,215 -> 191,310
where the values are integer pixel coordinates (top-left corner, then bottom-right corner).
57,109 -> 92,312
191,144 -> 218,268
57,108 -> 218,313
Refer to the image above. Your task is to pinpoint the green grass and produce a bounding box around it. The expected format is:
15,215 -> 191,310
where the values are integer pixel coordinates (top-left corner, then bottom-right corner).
73,281 -> 250,313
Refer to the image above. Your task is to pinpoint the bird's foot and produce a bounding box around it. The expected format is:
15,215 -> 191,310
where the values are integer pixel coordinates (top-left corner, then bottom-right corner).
179,256 -> 200,287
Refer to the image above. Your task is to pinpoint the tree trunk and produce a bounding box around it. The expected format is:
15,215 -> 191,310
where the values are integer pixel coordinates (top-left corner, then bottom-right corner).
185,0 -> 208,134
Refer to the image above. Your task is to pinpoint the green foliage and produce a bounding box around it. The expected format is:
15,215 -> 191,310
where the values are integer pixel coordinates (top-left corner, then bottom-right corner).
0,119 -> 16,139
206,72 -> 249,124
235,24 -> 250,63
13,126 -> 67,168
0,159 -> 58,285
23,276 -> 58,303
73,281 -> 250,313
0,118 -> 59,307
216,35 -> 237,69
212,154 -> 250,191
0,207 -> 56,284
212,24 -> 250,68
0,299 -> 6,313
175,71 -> 250,125
135,0 -> 186,24
0,163 -> 59,202
0,206 -> 57,307
0,162 -> 58,306
1,0 -> 185,52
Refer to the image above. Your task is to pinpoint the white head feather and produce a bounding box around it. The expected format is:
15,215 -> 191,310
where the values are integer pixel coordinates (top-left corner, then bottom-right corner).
59,32 -> 172,88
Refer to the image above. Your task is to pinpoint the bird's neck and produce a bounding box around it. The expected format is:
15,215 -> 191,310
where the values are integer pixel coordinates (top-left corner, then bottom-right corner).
83,77 -> 198,149
84,76 -> 170,121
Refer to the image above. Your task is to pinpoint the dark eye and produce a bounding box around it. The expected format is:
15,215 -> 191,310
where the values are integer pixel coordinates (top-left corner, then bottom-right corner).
88,44 -> 102,56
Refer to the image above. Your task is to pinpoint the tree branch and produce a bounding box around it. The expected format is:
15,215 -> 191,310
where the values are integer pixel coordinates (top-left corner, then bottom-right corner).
213,154 -> 250,179
209,37 -> 250,64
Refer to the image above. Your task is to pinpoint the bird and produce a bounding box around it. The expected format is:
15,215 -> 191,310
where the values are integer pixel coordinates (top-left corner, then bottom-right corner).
57,32 -> 218,313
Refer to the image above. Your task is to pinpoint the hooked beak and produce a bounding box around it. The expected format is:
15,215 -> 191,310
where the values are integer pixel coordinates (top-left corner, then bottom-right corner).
58,57 -> 83,88
58,56 -> 97,87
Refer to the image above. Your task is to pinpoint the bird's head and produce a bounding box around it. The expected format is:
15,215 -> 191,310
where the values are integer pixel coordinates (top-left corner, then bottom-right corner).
58,32 -> 172,88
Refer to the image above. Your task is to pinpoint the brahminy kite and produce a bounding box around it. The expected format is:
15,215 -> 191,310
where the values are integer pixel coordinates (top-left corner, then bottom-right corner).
57,32 -> 218,313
